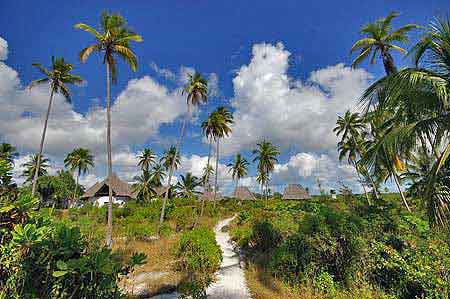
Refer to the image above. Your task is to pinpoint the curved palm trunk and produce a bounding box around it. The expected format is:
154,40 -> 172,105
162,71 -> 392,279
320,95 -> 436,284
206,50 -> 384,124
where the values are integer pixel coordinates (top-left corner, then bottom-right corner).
393,172 -> 411,212
213,138 -> 220,206
235,178 -> 239,200
200,138 -> 213,217
31,88 -> 55,196
106,63 -> 114,248
381,49 -> 397,75
159,106 -> 190,233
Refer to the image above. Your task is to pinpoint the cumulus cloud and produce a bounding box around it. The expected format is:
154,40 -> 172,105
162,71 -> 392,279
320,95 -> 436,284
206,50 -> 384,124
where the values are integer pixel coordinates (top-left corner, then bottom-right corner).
149,62 -> 177,81
221,42 -> 372,155
0,37 -> 186,157
0,37 -> 7,61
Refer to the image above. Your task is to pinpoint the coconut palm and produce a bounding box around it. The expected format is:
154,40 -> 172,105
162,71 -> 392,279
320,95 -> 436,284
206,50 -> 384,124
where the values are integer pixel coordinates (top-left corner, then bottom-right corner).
150,163 -> 166,187
201,112 -> 217,192
350,11 -> 418,75
333,111 -> 380,201
132,170 -> 154,202
0,143 -> 18,164
227,154 -> 249,194
64,148 -> 94,203
176,172 -> 201,198
137,148 -> 157,171
159,72 -> 208,231
22,154 -> 50,183
252,140 -> 279,199
75,12 -> 142,247
201,164 -> 214,190
160,146 -> 181,172
212,107 -> 233,202
359,18 -> 450,225
28,57 -> 82,196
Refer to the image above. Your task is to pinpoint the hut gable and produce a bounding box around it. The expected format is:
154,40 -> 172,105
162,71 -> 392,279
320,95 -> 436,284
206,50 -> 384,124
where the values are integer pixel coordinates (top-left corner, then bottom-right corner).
232,186 -> 256,200
81,173 -> 135,199
282,184 -> 311,200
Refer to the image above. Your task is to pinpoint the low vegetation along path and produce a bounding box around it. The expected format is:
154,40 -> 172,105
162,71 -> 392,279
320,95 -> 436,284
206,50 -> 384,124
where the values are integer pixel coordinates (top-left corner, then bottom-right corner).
206,215 -> 252,299
154,216 -> 251,299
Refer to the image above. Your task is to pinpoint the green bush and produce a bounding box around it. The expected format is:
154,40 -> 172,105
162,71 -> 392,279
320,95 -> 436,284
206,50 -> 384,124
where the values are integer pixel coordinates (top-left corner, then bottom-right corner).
176,227 -> 222,299
250,219 -> 282,252
0,192 -> 147,298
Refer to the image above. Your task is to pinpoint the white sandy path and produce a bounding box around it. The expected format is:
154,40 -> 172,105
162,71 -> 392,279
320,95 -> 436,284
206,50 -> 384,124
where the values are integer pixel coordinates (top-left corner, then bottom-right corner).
153,216 -> 252,299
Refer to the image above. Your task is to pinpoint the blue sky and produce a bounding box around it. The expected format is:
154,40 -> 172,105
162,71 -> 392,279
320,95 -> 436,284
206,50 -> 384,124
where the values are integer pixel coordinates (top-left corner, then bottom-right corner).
0,0 -> 448,194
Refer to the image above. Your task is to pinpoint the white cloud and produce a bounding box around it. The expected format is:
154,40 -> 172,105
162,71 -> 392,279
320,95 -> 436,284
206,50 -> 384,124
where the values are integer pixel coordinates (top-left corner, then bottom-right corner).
221,42 -> 372,155
149,62 -> 177,81
207,73 -> 220,97
0,37 -> 7,61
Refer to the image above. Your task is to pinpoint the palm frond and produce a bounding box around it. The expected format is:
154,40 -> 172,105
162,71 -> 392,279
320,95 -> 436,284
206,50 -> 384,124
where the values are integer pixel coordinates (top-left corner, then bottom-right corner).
74,23 -> 102,39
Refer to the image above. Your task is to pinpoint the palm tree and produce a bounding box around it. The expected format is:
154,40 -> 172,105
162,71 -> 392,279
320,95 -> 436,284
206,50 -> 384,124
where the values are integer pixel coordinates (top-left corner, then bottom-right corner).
22,154 -> 50,183
160,146 -> 181,173
137,148 -> 157,171
159,72 -> 208,231
201,164 -> 214,190
150,163 -> 166,187
64,148 -> 94,204
333,111 -> 380,201
358,18 -> 450,225
212,107 -> 233,202
176,172 -> 201,198
201,112 -> 217,192
75,12 -> 142,247
28,57 -> 82,196
0,143 -> 18,164
227,154 -> 249,195
132,170 -> 154,202
350,11 -> 418,75
252,140 -> 279,199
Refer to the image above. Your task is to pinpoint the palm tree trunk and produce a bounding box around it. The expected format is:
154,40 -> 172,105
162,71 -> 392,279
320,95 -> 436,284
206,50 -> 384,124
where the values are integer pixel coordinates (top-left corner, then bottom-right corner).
72,169 -> 80,208
352,136 -> 379,200
381,48 -> 397,75
352,160 -> 371,205
106,62 -> 114,248
31,88 -> 54,196
213,138 -> 220,206
235,178 -> 239,199
393,172 -> 411,212
200,138 -> 212,217
159,105 -> 190,233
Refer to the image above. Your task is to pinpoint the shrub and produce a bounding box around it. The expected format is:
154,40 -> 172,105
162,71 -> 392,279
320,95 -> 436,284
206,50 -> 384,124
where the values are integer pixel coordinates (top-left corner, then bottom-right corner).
250,219 -> 282,252
176,228 -> 222,298
0,192 -> 147,298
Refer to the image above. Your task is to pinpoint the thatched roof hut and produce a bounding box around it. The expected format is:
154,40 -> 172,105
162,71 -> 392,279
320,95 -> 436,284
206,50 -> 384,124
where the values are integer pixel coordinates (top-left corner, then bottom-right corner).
81,173 -> 136,200
282,184 -> 311,200
232,186 -> 256,200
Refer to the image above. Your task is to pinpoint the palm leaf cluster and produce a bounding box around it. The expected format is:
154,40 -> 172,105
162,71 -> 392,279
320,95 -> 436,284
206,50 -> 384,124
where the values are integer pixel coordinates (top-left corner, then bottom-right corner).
252,140 -> 279,199
356,17 -> 450,226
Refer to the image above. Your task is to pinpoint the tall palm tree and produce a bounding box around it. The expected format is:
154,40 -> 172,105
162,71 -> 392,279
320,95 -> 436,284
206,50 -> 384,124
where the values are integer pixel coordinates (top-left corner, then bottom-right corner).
333,111 -> 380,201
22,154 -> 50,183
159,72 -> 208,231
137,148 -> 156,171
75,12 -> 142,247
176,172 -> 201,198
201,112 -> 217,192
350,11 -> 418,75
0,143 -> 18,164
252,140 -> 279,199
212,107 -> 233,202
227,154 -> 249,194
64,148 -> 94,203
28,57 -> 82,196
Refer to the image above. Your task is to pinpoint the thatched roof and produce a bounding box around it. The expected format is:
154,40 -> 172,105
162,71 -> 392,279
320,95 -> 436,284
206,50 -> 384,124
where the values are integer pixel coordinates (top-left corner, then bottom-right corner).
199,191 -> 222,201
232,186 -> 256,200
282,184 -> 311,200
81,173 -> 135,199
